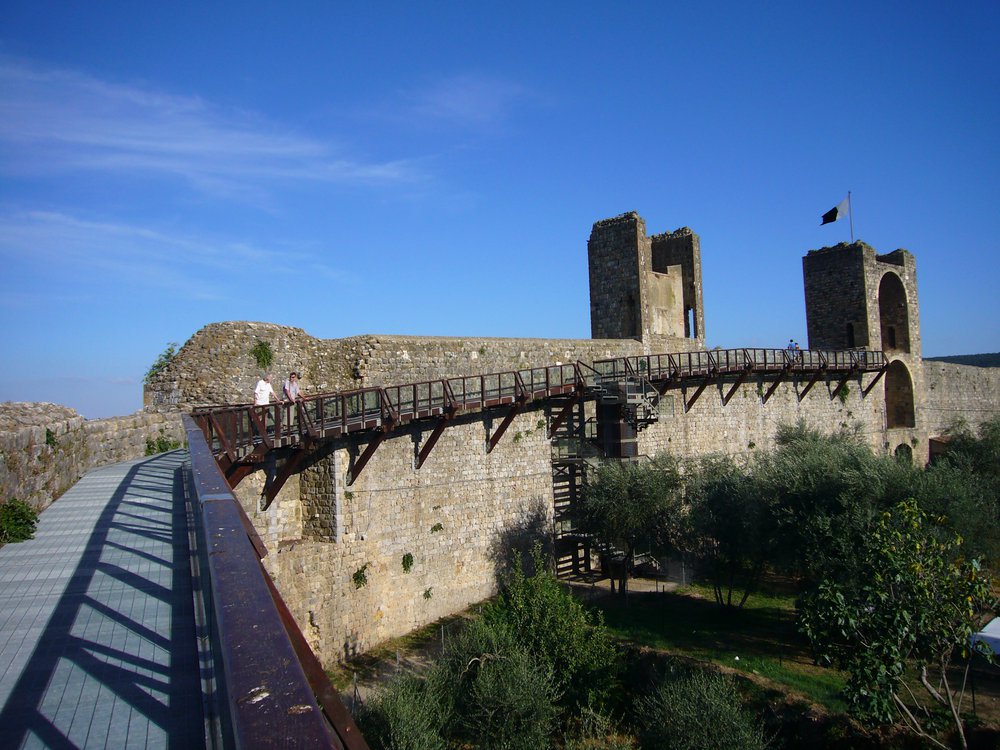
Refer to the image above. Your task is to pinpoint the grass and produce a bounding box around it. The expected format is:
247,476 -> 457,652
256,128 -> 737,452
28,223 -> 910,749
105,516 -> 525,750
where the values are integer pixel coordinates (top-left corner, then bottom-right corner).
589,579 -> 850,713
325,611 -> 469,691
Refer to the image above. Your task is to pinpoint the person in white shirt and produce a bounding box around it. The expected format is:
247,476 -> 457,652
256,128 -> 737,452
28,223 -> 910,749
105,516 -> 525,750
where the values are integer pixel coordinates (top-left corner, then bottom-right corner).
254,373 -> 277,405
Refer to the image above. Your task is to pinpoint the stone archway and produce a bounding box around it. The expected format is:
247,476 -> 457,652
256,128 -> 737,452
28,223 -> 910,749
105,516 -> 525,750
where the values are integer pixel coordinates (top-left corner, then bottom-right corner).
885,360 -> 915,429
894,443 -> 913,462
878,273 -> 910,353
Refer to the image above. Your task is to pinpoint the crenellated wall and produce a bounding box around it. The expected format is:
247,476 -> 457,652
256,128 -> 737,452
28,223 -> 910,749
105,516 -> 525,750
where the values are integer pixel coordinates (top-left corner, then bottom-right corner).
134,212 -> 1000,662
9,210 -> 997,665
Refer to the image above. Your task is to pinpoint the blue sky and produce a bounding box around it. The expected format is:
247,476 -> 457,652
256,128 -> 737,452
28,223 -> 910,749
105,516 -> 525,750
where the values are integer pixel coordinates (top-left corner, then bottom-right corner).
1,2 -> 997,418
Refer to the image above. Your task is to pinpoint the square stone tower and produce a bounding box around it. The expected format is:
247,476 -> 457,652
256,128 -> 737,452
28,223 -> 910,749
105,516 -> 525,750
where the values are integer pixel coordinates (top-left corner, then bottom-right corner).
803,242 -> 925,457
588,212 -> 705,352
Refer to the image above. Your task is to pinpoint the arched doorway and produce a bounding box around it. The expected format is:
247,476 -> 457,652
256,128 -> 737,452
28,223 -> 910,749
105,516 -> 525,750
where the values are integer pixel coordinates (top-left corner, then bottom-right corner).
894,443 -> 913,462
878,273 -> 910,353
885,361 -> 915,429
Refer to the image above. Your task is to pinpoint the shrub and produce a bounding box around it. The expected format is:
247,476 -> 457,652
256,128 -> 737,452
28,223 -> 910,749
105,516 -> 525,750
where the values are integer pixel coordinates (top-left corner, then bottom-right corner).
563,704 -> 637,750
483,545 -> 617,710
145,429 -> 181,456
353,563 -> 370,589
355,674 -> 447,750
250,340 -> 274,369
0,499 -> 38,545
634,669 -> 768,750
144,341 -> 178,384
436,618 -> 558,750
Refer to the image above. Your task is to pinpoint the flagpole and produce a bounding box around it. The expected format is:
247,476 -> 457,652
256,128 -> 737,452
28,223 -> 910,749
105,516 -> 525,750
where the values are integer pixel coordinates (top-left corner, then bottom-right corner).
848,190 -> 854,242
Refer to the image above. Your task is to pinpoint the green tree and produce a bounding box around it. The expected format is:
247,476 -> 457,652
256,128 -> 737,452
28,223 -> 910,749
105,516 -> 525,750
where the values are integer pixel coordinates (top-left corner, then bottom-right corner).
355,674 -> 447,750
577,456 -> 684,597
761,423 -> 913,585
684,455 -> 778,608
798,499 -> 994,748
918,417 -> 1000,567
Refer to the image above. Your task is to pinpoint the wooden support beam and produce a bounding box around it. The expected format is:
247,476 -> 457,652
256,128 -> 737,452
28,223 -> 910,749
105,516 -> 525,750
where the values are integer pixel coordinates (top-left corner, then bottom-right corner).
226,442 -> 269,488
798,368 -> 826,402
547,389 -> 582,439
685,375 -> 714,412
347,429 -> 389,486
831,371 -> 855,402
296,401 -> 318,440
862,365 -> 889,397
762,370 -> 788,404
208,413 -> 236,463
487,402 -> 523,453
417,416 -> 451,468
261,449 -> 309,510
722,367 -> 753,406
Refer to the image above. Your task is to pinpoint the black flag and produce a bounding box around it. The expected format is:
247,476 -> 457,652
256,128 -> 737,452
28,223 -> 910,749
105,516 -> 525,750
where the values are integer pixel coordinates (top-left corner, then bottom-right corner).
822,196 -> 850,225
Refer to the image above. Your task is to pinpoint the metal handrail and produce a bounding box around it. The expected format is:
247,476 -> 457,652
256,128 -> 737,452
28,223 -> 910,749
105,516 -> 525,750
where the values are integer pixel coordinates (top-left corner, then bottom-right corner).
183,414 -> 368,750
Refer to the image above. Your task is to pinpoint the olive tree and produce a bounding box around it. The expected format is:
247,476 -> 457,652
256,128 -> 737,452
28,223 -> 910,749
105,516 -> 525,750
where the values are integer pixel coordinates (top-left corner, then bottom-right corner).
684,455 -> 778,609
576,456 -> 684,596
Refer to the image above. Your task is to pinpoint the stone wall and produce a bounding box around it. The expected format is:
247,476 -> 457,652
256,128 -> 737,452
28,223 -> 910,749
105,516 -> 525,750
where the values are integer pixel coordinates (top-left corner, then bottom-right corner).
638,370 -> 891,460
0,402 -> 185,512
231,408 -> 553,664
923,361 -> 1000,436
149,315 -> 1000,660
144,319 -> 702,410
220,359 -> 909,660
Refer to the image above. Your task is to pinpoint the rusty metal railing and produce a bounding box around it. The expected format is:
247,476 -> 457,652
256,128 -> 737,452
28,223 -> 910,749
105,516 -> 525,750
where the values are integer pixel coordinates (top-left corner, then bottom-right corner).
192,347 -> 887,469
183,414 -> 369,750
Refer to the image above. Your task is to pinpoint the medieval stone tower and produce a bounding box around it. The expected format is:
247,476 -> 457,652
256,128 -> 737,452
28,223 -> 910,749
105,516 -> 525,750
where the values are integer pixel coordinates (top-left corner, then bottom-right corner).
803,242 -> 925,458
588,212 -> 705,351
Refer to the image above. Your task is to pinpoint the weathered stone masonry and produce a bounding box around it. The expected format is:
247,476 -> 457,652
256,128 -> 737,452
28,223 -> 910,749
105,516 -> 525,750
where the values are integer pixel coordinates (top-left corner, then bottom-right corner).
0,402 -> 184,512
133,212 -> 997,661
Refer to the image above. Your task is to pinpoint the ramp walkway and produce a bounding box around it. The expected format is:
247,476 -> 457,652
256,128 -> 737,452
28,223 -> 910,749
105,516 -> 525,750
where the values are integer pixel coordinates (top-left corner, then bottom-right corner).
0,451 -> 205,749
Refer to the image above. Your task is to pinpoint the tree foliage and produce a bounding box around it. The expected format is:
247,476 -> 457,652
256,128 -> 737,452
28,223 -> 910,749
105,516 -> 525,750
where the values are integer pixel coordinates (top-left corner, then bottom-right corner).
798,499 -> 994,748
917,417 -> 1000,567
684,455 -> 778,608
577,456 -> 684,595
483,546 -> 617,710
355,674 -> 447,750
435,618 -> 559,750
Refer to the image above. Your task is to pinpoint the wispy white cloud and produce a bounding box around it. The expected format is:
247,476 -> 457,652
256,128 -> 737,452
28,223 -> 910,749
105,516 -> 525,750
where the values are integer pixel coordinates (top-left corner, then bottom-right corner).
0,210 -> 356,300
405,73 -> 527,126
0,58 -> 423,197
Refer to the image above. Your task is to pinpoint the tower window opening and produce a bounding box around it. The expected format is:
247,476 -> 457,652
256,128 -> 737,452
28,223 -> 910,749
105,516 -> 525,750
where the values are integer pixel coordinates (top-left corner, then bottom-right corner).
685,306 -> 696,338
